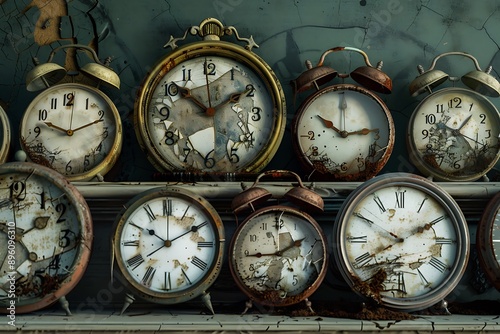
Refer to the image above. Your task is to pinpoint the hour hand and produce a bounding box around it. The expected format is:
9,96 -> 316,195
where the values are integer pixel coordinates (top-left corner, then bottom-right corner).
175,84 -> 208,111
346,128 -> 379,136
317,115 -> 342,135
45,122 -> 70,135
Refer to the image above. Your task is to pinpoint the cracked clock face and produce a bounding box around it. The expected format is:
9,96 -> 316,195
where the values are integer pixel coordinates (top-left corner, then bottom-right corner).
408,87 -> 500,181
0,104 -> 10,164
0,162 -> 92,314
333,173 -> 469,312
134,41 -> 286,173
229,206 -> 327,307
292,84 -> 395,181
112,187 -> 224,305
20,83 -> 122,181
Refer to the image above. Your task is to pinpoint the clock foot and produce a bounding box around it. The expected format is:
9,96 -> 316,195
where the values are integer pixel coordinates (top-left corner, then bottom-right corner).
427,300 -> 451,315
481,174 -> 490,182
120,293 -> 135,315
200,291 -> 215,315
304,298 -> 315,314
58,295 -> 72,316
241,300 -> 253,315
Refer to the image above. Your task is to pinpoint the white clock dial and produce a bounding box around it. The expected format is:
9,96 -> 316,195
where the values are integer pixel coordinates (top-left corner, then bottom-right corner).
334,173 -> 469,311
408,87 -> 500,181
20,83 -> 122,181
113,187 -> 224,305
0,104 -> 11,164
293,84 -> 394,181
135,42 -> 286,174
229,206 -> 327,306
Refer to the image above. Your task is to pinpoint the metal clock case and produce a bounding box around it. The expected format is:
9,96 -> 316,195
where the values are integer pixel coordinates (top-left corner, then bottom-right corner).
0,162 -> 93,315
20,44 -> 123,182
228,170 -> 328,312
0,102 -> 11,164
407,51 -> 500,182
333,172 -> 469,312
111,186 -> 225,314
134,18 -> 286,174
291,46 -> 395,181
476,192 -> 500,290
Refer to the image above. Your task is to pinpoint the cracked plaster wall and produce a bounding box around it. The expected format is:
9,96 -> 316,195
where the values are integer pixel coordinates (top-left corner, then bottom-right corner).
1,0 -> 500,180
1,0 -> 500,311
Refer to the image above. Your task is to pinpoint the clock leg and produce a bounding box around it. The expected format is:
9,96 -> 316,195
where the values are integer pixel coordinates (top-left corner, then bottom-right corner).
304,298 -> 314,314
200,291 -> 215,315
58,295 -> 72,316
427,300 -> 451,315
241,299 -> 253,315
120,292 -> 135,315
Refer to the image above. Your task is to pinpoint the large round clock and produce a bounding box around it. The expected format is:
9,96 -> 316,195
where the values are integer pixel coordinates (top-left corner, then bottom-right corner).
333,172 -> 469,312
0,162 -> 92,314
134,18 -> 286,174
112,186 -> 225,314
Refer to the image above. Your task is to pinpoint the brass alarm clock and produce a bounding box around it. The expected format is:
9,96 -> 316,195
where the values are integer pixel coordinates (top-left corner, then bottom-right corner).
291,46 -> 395,181
20,44 -> 123,181
228,170 -> 328,313
134,18 -> 286,174
407,51 -> 500,182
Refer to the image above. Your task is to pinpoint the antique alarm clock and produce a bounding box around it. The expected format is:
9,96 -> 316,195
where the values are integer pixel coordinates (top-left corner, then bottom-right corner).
291,46 -> 395,181
111,186 -> 225,314
0,162 -> 93,314
407,51 -> 500,181
0,101 -> 11,164
333,172 -> 469,312
134,18 -> 286,174
476,191 -> 500,290
20,44 -> 123,181
229,170 -> 328,313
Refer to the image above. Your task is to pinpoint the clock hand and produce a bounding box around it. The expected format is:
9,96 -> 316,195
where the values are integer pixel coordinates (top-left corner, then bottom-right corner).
339,92 -> 347,132
146,228 -> 165,242
176,84 -> 209,111
317,115 -> 342,136
354,212 -> 403,241
169,221 -> 207,243
45,122 -> 70,135
204,59 -> 214,115
208,88 -> 252,115
345,128 -> 379,136
71,119 -> 104,133
247,238 -> 305,257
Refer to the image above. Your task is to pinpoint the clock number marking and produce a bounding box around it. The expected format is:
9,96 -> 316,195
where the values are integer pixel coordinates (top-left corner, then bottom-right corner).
428,256 -> 448,273
300,131 -> 315,140
448,97 -> 462,109
191,256 -> 208,271
165,83 -> 179,97
50,98 -> 57,109
347,235 -> 367,243
435,104 -> 444,113
353,252 -> 373,268
85,98 -> 90,110
55,203 -> 67,224
395,190 -> 405,209
123,240 -> 140,247
182,68 -> 192,81
164,271 -> 171,291
165,130 -> 178,145
197,241 -> 214,248
141,266 -> 156,287
417,197 -> 428,213
159,106 -> 170,121
425,114 -> 436,124
249,234 -> 257,242
126,254 -> 145,270
181,205 -> 190,220
39,191 -> 46,209
251,107 -> 262,121
59,229 -> 73,248
203,149 -> 216,169
163,199 -> 172,216
395,271 -> 407,295
64,93 -> 75,107
480,113 -> 487,124
33,126 -> 41,138
144,204 -> 156,222
129,222 -> 144,231
229,148 -> 240,163
203,61 -> 216,76
373,195 -> 386,213
435,238 -> 454,245
245,84 -> 255,97
417,268 -> 431,287
181,268 -> 192,285
428,215 -> 446,226
38,109 -> 48,121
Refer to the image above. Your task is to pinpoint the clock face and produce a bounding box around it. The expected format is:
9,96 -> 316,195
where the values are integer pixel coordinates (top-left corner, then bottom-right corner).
334,173 -> 469,311
476,192 -> 500,290
292,84 -> 394,181
408,87 -> 500,181
229,206 -> 327,307
20,83 -> 122,181
0,162 -> 92,313
135,41 -> 286,173
113,187 -> 224,303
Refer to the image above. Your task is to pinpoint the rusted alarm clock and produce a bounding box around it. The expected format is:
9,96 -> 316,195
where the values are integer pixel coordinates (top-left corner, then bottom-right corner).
291,46 -> 395,181
228,170 -> 328,313
407,51 -> 500,181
